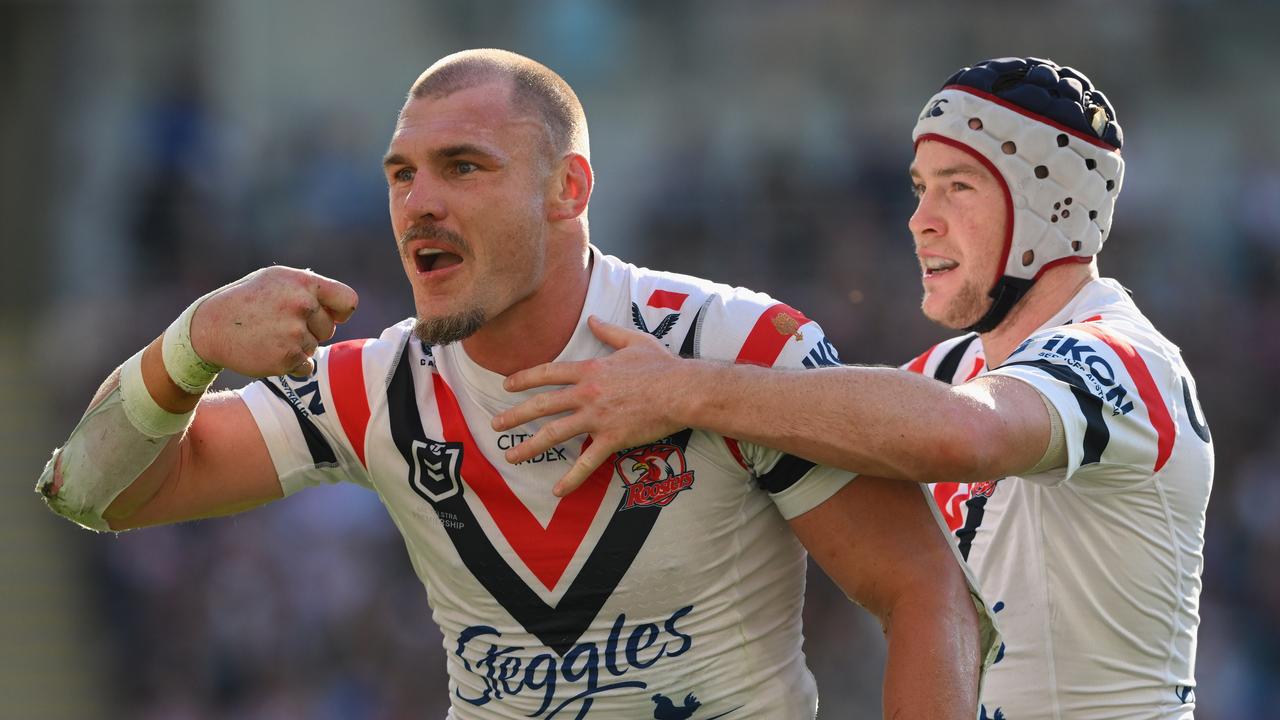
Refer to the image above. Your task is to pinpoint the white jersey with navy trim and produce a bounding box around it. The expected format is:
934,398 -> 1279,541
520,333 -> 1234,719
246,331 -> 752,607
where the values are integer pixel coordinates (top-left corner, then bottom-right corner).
239,248 -> 857,719
905,278 -> 1213,720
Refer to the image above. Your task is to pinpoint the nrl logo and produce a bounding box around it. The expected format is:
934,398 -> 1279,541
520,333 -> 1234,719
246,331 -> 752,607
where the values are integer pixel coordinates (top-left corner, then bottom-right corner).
614,442 -> 695,511
409,439 -> 463,503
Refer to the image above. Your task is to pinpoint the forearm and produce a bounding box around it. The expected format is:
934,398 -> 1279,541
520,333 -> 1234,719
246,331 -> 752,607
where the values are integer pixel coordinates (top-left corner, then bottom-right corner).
792,478 -> 985,718
100,337 -> 197,522
676,362 -> 1030,483
881,591 -> 982,719
39,324 -> 216,530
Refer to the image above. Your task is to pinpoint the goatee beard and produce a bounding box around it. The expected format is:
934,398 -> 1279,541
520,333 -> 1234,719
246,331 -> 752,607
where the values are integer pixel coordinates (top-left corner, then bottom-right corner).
413,308 -> 487,347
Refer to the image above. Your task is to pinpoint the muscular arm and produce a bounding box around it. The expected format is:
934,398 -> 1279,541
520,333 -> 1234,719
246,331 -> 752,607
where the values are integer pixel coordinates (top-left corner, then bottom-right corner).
496,318 -> 1053,493
98,336 -> 281,529
791,476 -> 983,718
41,267 -> 356,531
675,362 -> 1051,484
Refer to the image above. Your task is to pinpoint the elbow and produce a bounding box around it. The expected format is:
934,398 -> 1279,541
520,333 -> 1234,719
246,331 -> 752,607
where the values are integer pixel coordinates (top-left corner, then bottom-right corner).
36,452 -> 114,533
918,406 -> 1006,484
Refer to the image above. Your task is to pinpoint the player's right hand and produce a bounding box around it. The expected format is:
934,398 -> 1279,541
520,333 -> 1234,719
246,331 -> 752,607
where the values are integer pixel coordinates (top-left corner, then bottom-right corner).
189,266 -> 359,378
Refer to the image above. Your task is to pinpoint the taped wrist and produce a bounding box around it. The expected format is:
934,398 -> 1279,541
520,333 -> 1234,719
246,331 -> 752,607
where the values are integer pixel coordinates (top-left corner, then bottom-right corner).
162,293 -> 222,394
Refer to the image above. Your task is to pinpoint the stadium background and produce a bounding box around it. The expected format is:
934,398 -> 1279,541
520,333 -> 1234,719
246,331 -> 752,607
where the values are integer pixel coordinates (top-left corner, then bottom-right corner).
3,1 -> 1277,717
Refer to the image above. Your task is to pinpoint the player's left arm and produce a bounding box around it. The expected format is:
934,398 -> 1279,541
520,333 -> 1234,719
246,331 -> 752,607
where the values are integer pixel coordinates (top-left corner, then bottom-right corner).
790,475 -> 984,718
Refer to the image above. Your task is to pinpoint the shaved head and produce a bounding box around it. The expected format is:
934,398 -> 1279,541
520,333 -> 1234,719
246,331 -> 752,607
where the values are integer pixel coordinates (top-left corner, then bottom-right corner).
407,49 -> 589,161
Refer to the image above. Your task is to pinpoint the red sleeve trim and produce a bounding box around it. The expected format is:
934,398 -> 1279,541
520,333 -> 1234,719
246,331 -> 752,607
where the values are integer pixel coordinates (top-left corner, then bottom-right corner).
327,339 -> 372,468
734,303 -> 810,368
1075,325 -> 1175,472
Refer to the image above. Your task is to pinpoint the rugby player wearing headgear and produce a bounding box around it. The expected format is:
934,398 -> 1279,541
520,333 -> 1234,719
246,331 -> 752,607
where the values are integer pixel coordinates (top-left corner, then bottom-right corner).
499,57 -> 1214,719
36,49 -> 995,718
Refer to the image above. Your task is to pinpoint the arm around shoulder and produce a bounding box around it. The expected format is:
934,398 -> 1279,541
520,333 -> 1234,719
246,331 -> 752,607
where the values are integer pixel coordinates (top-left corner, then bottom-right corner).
677,361 -> 1056,484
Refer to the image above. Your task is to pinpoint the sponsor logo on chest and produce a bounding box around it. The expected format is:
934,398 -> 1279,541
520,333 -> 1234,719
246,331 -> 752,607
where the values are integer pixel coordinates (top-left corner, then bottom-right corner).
496,433 -> 569,464
455,605 -> 694,718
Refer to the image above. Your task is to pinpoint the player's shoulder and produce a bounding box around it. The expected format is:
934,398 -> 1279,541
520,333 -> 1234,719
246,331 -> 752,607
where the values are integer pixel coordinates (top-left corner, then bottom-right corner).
603,251 -> 768,315
995,283 -> 1206,478
300,317 -> 418,402
317,317 -> 415,369
902,332 -> 984,383
994,282 -> 1194,439
605,253 -> 836,369
1007,280 -> 1185,384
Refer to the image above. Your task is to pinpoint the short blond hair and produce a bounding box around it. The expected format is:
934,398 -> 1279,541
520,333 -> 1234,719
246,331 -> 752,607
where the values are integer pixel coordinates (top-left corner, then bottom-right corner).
409,49 -> 589,160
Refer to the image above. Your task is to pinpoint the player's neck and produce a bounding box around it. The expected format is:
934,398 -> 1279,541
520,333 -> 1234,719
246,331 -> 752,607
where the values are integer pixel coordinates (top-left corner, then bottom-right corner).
980,261 -> 1098,367
461,241 -> 593,377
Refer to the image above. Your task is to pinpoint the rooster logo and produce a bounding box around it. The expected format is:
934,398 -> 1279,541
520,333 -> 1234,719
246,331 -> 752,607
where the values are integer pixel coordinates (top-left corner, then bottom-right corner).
652,693 -> 701,720
615,443 -> 696,511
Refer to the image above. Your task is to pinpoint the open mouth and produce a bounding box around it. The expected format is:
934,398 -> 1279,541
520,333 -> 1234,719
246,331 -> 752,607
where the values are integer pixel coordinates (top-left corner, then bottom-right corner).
414,248 -> 464,274
922,256 -> 959,278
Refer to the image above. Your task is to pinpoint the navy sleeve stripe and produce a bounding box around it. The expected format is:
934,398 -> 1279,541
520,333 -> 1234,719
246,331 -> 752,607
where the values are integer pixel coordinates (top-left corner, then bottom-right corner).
758,453 -> 818,494
259,379 -> 338,467
678,303 -> 704,359
1002,360 -> 1109,465
933,333 -> 978,382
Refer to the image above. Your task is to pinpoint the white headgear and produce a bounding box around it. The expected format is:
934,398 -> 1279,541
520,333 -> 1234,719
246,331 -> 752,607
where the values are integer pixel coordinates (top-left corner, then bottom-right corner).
911,58 -> 1124,332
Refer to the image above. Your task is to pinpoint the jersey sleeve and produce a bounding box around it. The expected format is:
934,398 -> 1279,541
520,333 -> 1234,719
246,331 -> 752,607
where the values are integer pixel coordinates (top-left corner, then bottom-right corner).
987,322 -> 1178,488
694,288 -> 854,519
238,339 -> 376,495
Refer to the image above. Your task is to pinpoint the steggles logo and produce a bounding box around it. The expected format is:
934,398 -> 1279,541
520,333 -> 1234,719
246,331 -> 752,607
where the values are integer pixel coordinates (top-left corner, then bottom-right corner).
615,442 -> 696,511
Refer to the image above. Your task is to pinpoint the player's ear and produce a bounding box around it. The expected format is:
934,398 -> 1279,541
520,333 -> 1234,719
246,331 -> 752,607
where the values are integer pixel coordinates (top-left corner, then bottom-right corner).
547,153 -> 592,221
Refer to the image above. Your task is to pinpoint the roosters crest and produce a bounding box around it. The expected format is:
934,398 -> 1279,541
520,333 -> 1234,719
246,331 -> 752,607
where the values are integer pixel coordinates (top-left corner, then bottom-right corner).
969,479 -> 1001,499
615,442 -> 696,511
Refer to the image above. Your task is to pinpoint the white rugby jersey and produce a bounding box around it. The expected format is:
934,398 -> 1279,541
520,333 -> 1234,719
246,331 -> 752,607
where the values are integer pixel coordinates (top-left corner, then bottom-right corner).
905,278 -> 1213,720
240,249 -> 860,719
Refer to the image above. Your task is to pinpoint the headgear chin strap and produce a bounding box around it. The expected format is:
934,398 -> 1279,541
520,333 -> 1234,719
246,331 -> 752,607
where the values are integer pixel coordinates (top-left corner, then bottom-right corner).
911,58 -> 1125,334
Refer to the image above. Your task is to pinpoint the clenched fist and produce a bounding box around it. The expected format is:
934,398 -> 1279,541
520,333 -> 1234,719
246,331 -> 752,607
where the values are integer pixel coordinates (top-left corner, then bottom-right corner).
189,266 -> 358,378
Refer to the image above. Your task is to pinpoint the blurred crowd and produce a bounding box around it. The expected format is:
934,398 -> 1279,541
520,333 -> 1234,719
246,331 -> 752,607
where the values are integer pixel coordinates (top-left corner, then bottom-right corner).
13,1 -> 1280,718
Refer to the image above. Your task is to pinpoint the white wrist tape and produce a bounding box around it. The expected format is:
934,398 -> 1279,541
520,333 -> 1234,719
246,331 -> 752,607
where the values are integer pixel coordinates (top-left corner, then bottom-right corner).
162,293 -> 222,394
36,354 -> 182,532
120,349 -> 196,438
